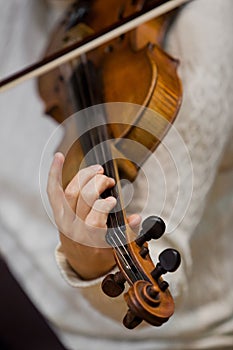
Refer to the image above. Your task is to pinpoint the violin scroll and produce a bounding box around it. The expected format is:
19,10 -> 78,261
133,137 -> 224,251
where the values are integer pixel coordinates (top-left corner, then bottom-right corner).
102,216 -> 181,328
123,280 -> 169,329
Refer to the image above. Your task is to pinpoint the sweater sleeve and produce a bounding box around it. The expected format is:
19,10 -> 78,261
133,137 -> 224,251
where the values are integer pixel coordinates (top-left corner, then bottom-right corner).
55,244 -> 118,288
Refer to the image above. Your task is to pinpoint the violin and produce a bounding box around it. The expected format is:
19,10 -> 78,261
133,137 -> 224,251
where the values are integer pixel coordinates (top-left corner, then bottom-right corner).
1,0 -> 186,329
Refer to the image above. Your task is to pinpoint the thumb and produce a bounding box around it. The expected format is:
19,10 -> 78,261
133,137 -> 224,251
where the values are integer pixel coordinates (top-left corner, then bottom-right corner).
127,214 -> 141,234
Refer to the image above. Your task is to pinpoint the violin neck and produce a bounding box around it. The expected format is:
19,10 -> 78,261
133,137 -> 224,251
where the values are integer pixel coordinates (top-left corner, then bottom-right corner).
68,55 -> 128,246
69,54 -> 102,109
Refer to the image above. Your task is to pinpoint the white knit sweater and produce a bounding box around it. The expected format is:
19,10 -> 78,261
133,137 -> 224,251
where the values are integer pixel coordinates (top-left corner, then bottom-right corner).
0,1 -> 233,349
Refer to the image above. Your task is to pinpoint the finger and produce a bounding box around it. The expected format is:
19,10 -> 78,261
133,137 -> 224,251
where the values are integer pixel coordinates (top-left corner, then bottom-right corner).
47,152 -> 66,217
65,164 -> 103,211
85,197 -> 117,229
76,174 -> 115,220
47,153 -> 77,233
127,214 -> 142,233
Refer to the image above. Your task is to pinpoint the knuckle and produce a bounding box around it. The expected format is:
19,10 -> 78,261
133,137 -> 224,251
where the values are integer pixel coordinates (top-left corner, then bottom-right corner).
86,216 -> 102,229
96,174 -> 107,182
78,165 -> 98,181
64,188 -> 77,200
93,199 -> 108,214
78,167 -> 90,177
95,175 -> 110,191
80,186 -> 94,203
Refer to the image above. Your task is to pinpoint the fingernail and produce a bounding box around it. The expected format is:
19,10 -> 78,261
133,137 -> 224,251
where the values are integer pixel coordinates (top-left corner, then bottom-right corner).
106,196 -> 117,204
91,164 -> 103,172
130,214 -> 141,227
54,152 -> 64,163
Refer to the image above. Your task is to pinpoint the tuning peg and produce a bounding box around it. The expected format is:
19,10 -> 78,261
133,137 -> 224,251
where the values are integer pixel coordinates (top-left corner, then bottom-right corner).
123,309 -> 142,329
101,271 -> 126,297
151,248 -> 181,281
135,216 -> 166,247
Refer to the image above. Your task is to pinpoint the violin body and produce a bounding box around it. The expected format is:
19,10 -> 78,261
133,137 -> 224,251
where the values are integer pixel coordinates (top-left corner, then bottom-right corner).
38,0 -> 182,186
38,0 -> 182,328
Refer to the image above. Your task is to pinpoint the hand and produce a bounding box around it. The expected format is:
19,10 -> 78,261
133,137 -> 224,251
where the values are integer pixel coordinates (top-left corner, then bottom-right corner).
47,152 -> 141,280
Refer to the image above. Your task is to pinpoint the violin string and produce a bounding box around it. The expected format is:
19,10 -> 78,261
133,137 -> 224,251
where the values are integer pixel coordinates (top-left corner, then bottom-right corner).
109,233 -> 143,282
110,230 -> 146,281
74,56 -> 143,279
94,129 -> 145,281
79,55 -> 144,279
